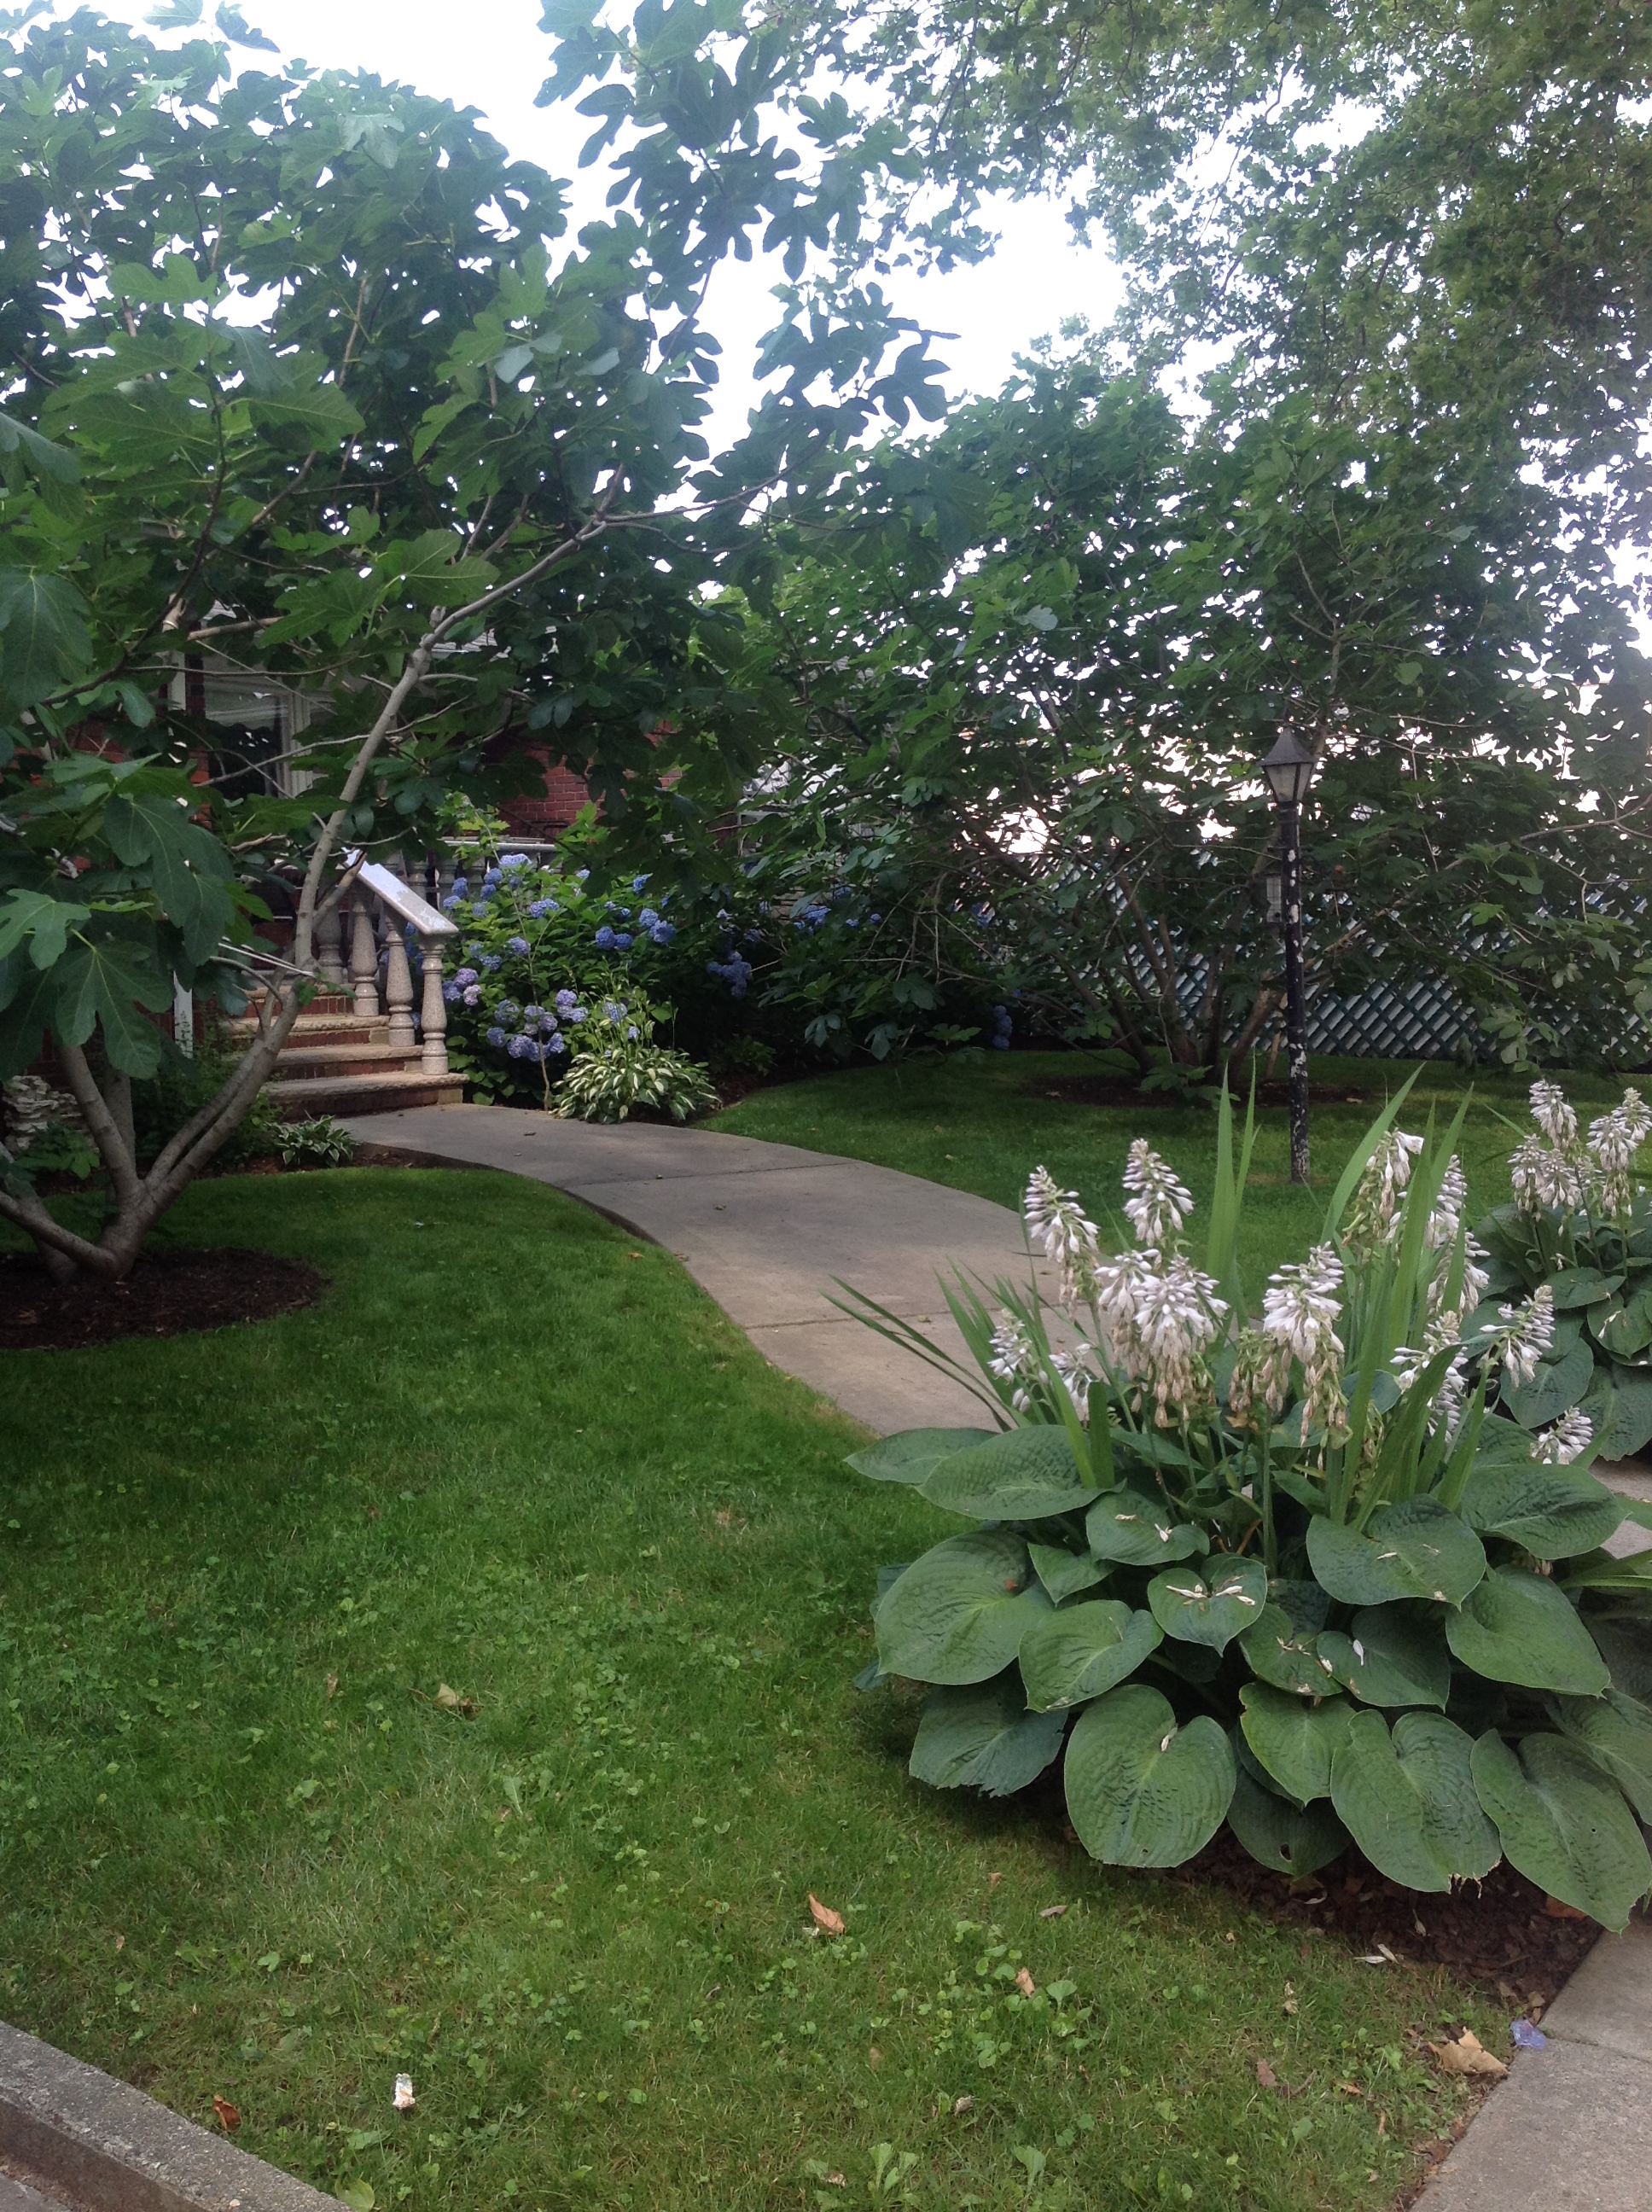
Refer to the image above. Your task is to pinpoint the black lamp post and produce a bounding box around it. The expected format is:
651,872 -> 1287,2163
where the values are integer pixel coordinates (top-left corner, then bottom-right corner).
1260,730 -> 1316,1185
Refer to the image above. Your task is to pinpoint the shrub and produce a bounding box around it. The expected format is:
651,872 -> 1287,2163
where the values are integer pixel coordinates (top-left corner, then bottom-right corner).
553,1034 -> 718,1123
841,1088 -> 1652,1928
1475,1080 -> 1652,1458
276,1116 -> 357,1168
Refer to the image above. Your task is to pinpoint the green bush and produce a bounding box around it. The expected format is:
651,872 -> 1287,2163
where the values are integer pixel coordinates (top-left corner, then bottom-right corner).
276,1116 -> 356,1168
553,1032 -> 718,1123
1475,1080 -> 1652,1457
842,1087 -> 1652,1927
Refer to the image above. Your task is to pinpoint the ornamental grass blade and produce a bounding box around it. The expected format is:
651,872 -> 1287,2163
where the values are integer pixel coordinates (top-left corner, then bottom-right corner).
827,1278 -> 1009,1422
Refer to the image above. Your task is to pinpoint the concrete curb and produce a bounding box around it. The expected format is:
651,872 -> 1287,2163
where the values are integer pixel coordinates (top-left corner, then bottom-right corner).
0,2022 -> 334,2212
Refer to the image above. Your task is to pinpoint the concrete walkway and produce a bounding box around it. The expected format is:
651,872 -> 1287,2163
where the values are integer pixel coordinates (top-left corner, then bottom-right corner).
344,1102 -> 1652,2211
342,1102 -> 1062,1434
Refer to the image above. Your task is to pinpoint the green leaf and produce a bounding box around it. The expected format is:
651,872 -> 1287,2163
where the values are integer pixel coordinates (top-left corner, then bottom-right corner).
1329,1710 -> 1500,1893
1307,1497 -> 1486,1607
1239,1684 -> 1352,1802
1591,1616 -> 1652,1699
1239,1604 -> 1341,1697
1085,1490 -> 1206,1567
226,326 -> 290,397
0,888 -> 91,971
907,1671 -> 1067,1796
1459,1458 -> 1625,1560
1579,1365 -> 1652,1460
1504,1339 -> 1595,1429
874,1531 -> 1051,1685
49,940 -> 173,1074
1545,1266 -> 1623,1311
334,2185 -> 376,2212
1147,1555 -> 1268,1650
1063,1683 -> 1235,1867
1318,1604 -> 1451,1709
0,407 -> 80,484
0,569 -> 93,709
845,1428 -> 996,1486
920,1424 -> 1098,1520
1553,1689 -> 1652,1820
1589,1286 -> 1652,1361
1027,1542 -> 1110,1604
1018,1599 -> 1161,1712
1471,1731 -> 1652,1930
1446,1567 -> 1611,1695
247,384 -> 365,441
1226,1764 -> 1350,1877
103,792 -> 236,963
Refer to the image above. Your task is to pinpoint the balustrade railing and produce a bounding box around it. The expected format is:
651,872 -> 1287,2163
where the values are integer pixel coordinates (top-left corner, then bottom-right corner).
311,853 -> 460,1075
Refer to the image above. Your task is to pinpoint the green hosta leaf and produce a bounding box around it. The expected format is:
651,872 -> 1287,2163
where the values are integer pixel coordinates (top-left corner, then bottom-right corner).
1225,1765 -> 1350,1878
1557,1548 -> 1652,1592
1547,1266 -> 1625,1311
1504,1339 -> 1595,1429
1239,1684 -> 1352,1803
1459,1459 -> 1626,1561
1329,1711 -> 1500,1893
1590,1288 -> 1652,1362
1018,1600 -> 1160,1712
1580,1366 -> 1652,1460
1553,1689 -> 1652,1820
1027,1542 -> 1110,1604
1318,1604 -> 1451,1709
1085,1490 -> 1206,1568
846,1429 -> 996,1486
1240,1604 -> 1341,1697
874,1531 -> 1051,1685
921,1425 -> 1098,1520
1307,1497 -> 1486,1607
1063,1683 -> 1235,1867
1147,1555 -> 1268,1650
1592,1616 -> 1652,1699
907,1672 -> 1067,1797
1471,1732 -> 1652,1930
1446,1568 -> 1610,1695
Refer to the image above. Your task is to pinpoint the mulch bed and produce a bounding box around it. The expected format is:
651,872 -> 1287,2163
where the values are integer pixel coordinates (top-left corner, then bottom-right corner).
1180,1825 -> 1599,2002
1032,1076 -> 1376,1111
0,1247 -> 325,1351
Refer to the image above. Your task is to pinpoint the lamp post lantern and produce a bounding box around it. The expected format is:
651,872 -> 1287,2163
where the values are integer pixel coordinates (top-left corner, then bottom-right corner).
1260,730 -> 1316,1185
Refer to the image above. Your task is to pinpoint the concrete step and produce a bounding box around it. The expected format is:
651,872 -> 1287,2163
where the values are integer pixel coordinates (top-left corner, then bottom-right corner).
268,1070 -> 467,1119
271,1043 -> 425,1080
225,1014 -> 387,1048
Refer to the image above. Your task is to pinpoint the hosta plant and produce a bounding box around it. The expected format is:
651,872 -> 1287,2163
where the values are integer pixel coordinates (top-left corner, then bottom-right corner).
841,1087 -> 1652,1928
1475,1081 -> 1652,1458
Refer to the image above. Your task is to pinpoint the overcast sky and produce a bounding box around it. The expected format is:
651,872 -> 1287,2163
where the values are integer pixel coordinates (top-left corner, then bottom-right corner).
75,0 -> 1119,451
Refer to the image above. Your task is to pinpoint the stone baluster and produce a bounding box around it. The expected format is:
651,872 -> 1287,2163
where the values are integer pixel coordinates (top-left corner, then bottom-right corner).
418,935 -> 449,1074
349,893 -> 381,1020
384,924 -> 416,1049
315,892 -> 347,991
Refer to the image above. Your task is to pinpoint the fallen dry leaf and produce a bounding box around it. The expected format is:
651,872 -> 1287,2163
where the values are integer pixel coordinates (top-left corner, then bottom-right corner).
1039,1903 -> 1067,1920
808,1894 -> 845,1937
1015,1966 -> 1036,1997
212,2095 -> 241,2133
325,1673 -> 337,1699
113,1934 -> 125,1951
1336,2081 -> 1364,2097
952,2095 -> 974,2115
1255,2058 -> 1279,2092
823,2174 -> 846,2189
987,1871 -> 1003,1887
1429,2029 -> 1508,2080
1543,1895 -> 1587,1921
868,2045 -> 882,2069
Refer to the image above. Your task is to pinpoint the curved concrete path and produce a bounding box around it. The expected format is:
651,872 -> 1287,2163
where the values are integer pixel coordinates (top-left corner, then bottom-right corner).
340,1102 -> 1062,1434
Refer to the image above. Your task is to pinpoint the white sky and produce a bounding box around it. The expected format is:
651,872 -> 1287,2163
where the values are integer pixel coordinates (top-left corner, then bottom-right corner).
74,0 -> 1120,454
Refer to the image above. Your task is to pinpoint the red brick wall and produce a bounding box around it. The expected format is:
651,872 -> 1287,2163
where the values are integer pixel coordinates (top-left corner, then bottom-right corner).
503,757 -> 592,835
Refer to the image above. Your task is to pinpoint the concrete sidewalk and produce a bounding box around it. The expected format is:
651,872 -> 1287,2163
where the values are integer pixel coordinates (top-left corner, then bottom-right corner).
340,1103 -> 1060,1434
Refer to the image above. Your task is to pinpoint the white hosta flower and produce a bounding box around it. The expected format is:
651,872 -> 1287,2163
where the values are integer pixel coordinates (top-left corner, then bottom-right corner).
1050,1345 -> 1096,1423
1121,1139 -> 1194,1249
1131,1254 -> 1227,1427
1022,1165 -> 1101,1301
1425,1155 -> 1468,1250
1346,1129 -> 1425,1247
1228,1326 -> 1291,1428
1586,1089 -> 1651,1218
988,1313 -> 1039,1412
1530,1079 -> 1578,1147
1425,1227 -> 1492,1335
1087,1247 -> 1161,1378
1534,1408 -> 1592,1464
1490,1283 -> 1556,1388
1260,1242 -> 1347,1441
1510,1131 -> 1587,1215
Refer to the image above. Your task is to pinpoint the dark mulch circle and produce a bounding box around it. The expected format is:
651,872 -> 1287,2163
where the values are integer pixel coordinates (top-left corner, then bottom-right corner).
1031,1076 -> 1376,1111
1181,1825 -> 1600,2001
0,1246 -> 325,1352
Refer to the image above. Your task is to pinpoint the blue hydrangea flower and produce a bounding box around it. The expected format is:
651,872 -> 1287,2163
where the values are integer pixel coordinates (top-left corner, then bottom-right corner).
486,1025 -> 507,1048
554,988 -> 579,1015
462,984 -> 482,1007
453,967 -> 479,988
527,899 -> 559,918
626,1024 -> 640,1039
650,922 -> 677,945
594,924 -> 617,950
602,999 -> 627,1021
493,999 -> 522,1026
442,980 -> 462,1003
440,893 -> 464,913
450,876 -> 469,897
547,1032 -> 568,1055
506,934 -> 530,957
575,869 -> 590,882
613,932 -> 634,951
470,901 -> 492,917
506,1033 -> 538,1060
638,908 -> 659,928
632,874 -> 650,891
569,1005 -> 588,1022
500,853 -> 530,871
480,953 -> 502,972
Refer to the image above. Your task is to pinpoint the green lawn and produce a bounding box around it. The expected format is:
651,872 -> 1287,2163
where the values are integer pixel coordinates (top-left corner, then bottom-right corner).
712,1051 -> 1635,1284
1,1171 -> 1501,2211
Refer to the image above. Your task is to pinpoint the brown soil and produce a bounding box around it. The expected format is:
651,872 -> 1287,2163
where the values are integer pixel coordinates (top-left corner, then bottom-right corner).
1033,1076 -> 1376,1111
0,1246 -> 325,1352
1181,1825 -> 1600,2001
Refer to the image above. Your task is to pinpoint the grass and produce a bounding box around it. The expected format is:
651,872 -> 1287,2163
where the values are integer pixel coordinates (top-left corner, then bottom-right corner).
711,1051 -> 1636,1285
0,1168 -> 1507,2212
